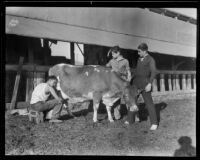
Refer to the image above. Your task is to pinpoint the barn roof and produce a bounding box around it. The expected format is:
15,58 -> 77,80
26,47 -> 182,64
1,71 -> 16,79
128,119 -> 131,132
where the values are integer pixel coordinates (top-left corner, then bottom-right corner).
6,7 -> 196,57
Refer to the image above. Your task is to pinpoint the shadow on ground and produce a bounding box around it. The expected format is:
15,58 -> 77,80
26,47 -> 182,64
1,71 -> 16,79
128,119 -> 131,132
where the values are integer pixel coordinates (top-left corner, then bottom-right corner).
59,99 -> 124,121
137,102 -> 167,123
59,100 -> 94,121
174,136 -> 196,157
59,101 -> 168,123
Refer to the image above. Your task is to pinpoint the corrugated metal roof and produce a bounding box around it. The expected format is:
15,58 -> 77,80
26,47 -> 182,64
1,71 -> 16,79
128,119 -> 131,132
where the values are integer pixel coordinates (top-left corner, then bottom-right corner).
6,7 -> 196,57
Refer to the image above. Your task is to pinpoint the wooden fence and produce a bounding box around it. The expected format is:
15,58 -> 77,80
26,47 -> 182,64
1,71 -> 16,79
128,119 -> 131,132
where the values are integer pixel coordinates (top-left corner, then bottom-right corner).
5,64 -> 196,104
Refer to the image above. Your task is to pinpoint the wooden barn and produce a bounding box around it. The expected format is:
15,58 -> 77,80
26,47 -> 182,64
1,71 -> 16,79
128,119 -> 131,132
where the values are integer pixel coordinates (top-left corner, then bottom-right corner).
5,7 -> 196,109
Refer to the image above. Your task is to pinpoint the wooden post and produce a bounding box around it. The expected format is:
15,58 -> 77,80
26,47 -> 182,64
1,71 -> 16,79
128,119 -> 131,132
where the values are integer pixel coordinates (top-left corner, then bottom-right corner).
152,78 -> 158,92
175,74 -> 180,90
168,74 -> 172,91
26,72 -> 34,102
44,39 -> 51,65
193,74 -> 196,90
160,74 -> 165,92
28,39 -> 34,64
10,57 -> 24,110
70,42 -> 75,65
172,74 -> 176,91
186,74 -> 192,90
182,74 -> 186,90
33,71 -> 37,89
26,41 -> 35,102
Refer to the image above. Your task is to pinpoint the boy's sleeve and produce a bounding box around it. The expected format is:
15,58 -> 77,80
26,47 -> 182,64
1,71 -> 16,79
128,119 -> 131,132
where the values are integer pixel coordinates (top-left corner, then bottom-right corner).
149,57 -> 158,83
125,60 -> 132,81
125,59 -> 130,71
106,60 -> 112,67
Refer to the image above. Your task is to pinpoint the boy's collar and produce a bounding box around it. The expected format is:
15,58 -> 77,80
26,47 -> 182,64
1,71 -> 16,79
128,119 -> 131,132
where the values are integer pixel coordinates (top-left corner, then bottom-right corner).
116,55 -> 124,61
140,54 -> 148,61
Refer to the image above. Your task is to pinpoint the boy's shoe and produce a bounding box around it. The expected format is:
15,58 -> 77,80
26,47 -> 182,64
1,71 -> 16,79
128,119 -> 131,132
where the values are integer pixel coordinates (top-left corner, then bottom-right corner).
124,121 -> 129,125
150,124 -> 158,130
135,116 -> 140,122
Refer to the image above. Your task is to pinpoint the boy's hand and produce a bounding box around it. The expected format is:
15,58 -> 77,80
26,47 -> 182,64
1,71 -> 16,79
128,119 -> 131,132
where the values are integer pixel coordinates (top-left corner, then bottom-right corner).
145,83 -> 152,92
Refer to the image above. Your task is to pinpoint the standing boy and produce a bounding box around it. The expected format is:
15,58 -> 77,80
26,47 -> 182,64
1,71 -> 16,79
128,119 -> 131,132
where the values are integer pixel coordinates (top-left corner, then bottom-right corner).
127,43 -> 158,130
106,45 -> 131,120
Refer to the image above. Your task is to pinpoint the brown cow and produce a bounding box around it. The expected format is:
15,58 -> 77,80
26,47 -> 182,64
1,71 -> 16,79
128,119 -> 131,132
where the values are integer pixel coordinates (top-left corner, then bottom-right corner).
49,64 -> 138,122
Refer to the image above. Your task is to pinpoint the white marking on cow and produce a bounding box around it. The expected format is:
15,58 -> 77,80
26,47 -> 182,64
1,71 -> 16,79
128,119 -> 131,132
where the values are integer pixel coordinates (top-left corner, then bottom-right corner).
88,92 -> 93,98
46,110 -> 53,119
85,71 -> 89,76
91,65 -> 98,67
94,68 -> 100,72
129,104 -> 139,112
93,103 -> 99,122
58,63 -> 66,67
56,76 -> 61,90
66,64 -> 83,68
102,96 -> 120,107
105,70 -> 109,73
102,93 -> 110,98
57,76 -> 60,82
83,92 -> 93,99
106,105 -> 114,122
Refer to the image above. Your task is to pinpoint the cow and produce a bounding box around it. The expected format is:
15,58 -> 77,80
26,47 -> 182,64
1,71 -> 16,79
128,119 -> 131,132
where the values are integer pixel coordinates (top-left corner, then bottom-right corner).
49,63 -> 139,123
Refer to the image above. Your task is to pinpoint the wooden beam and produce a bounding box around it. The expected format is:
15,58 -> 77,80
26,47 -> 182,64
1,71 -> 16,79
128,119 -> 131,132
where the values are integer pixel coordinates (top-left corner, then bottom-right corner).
6,64 -> 51,72
75,43 -> 84,56
70,42 -> 75,65
10,57 -> 24,110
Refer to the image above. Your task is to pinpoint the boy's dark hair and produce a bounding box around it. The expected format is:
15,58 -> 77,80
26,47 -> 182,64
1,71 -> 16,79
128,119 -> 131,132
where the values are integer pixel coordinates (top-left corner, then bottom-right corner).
47,75 -> 57,82
111,45 -> 120,53
138,43 -> 148,51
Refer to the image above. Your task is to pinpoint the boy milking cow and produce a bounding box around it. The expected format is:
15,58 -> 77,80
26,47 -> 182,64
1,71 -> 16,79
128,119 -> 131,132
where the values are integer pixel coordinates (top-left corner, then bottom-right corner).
29,76 -> 64,123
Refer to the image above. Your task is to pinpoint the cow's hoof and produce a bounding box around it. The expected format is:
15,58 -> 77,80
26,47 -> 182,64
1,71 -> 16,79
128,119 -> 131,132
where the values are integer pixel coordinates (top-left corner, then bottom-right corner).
109,119 -> 114,123
93,120 -> 98,123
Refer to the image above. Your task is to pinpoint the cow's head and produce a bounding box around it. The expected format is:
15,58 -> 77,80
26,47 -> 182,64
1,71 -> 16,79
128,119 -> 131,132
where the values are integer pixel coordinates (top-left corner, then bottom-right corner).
123,84 -> 139,112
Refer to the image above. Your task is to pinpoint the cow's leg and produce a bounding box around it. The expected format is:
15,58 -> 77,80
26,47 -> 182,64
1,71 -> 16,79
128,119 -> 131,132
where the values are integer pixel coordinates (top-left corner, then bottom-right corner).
93,102 -> 99,122
106,105 -> 114,122
93,92 -> 102,123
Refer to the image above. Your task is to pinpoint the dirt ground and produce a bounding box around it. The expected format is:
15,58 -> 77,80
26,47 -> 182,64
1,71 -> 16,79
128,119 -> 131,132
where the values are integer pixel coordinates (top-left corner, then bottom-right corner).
5,96 -> 196,156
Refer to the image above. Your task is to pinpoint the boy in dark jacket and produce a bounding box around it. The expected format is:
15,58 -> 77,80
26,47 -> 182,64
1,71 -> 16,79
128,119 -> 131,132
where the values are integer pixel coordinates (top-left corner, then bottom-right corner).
126,43 -> 158,130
